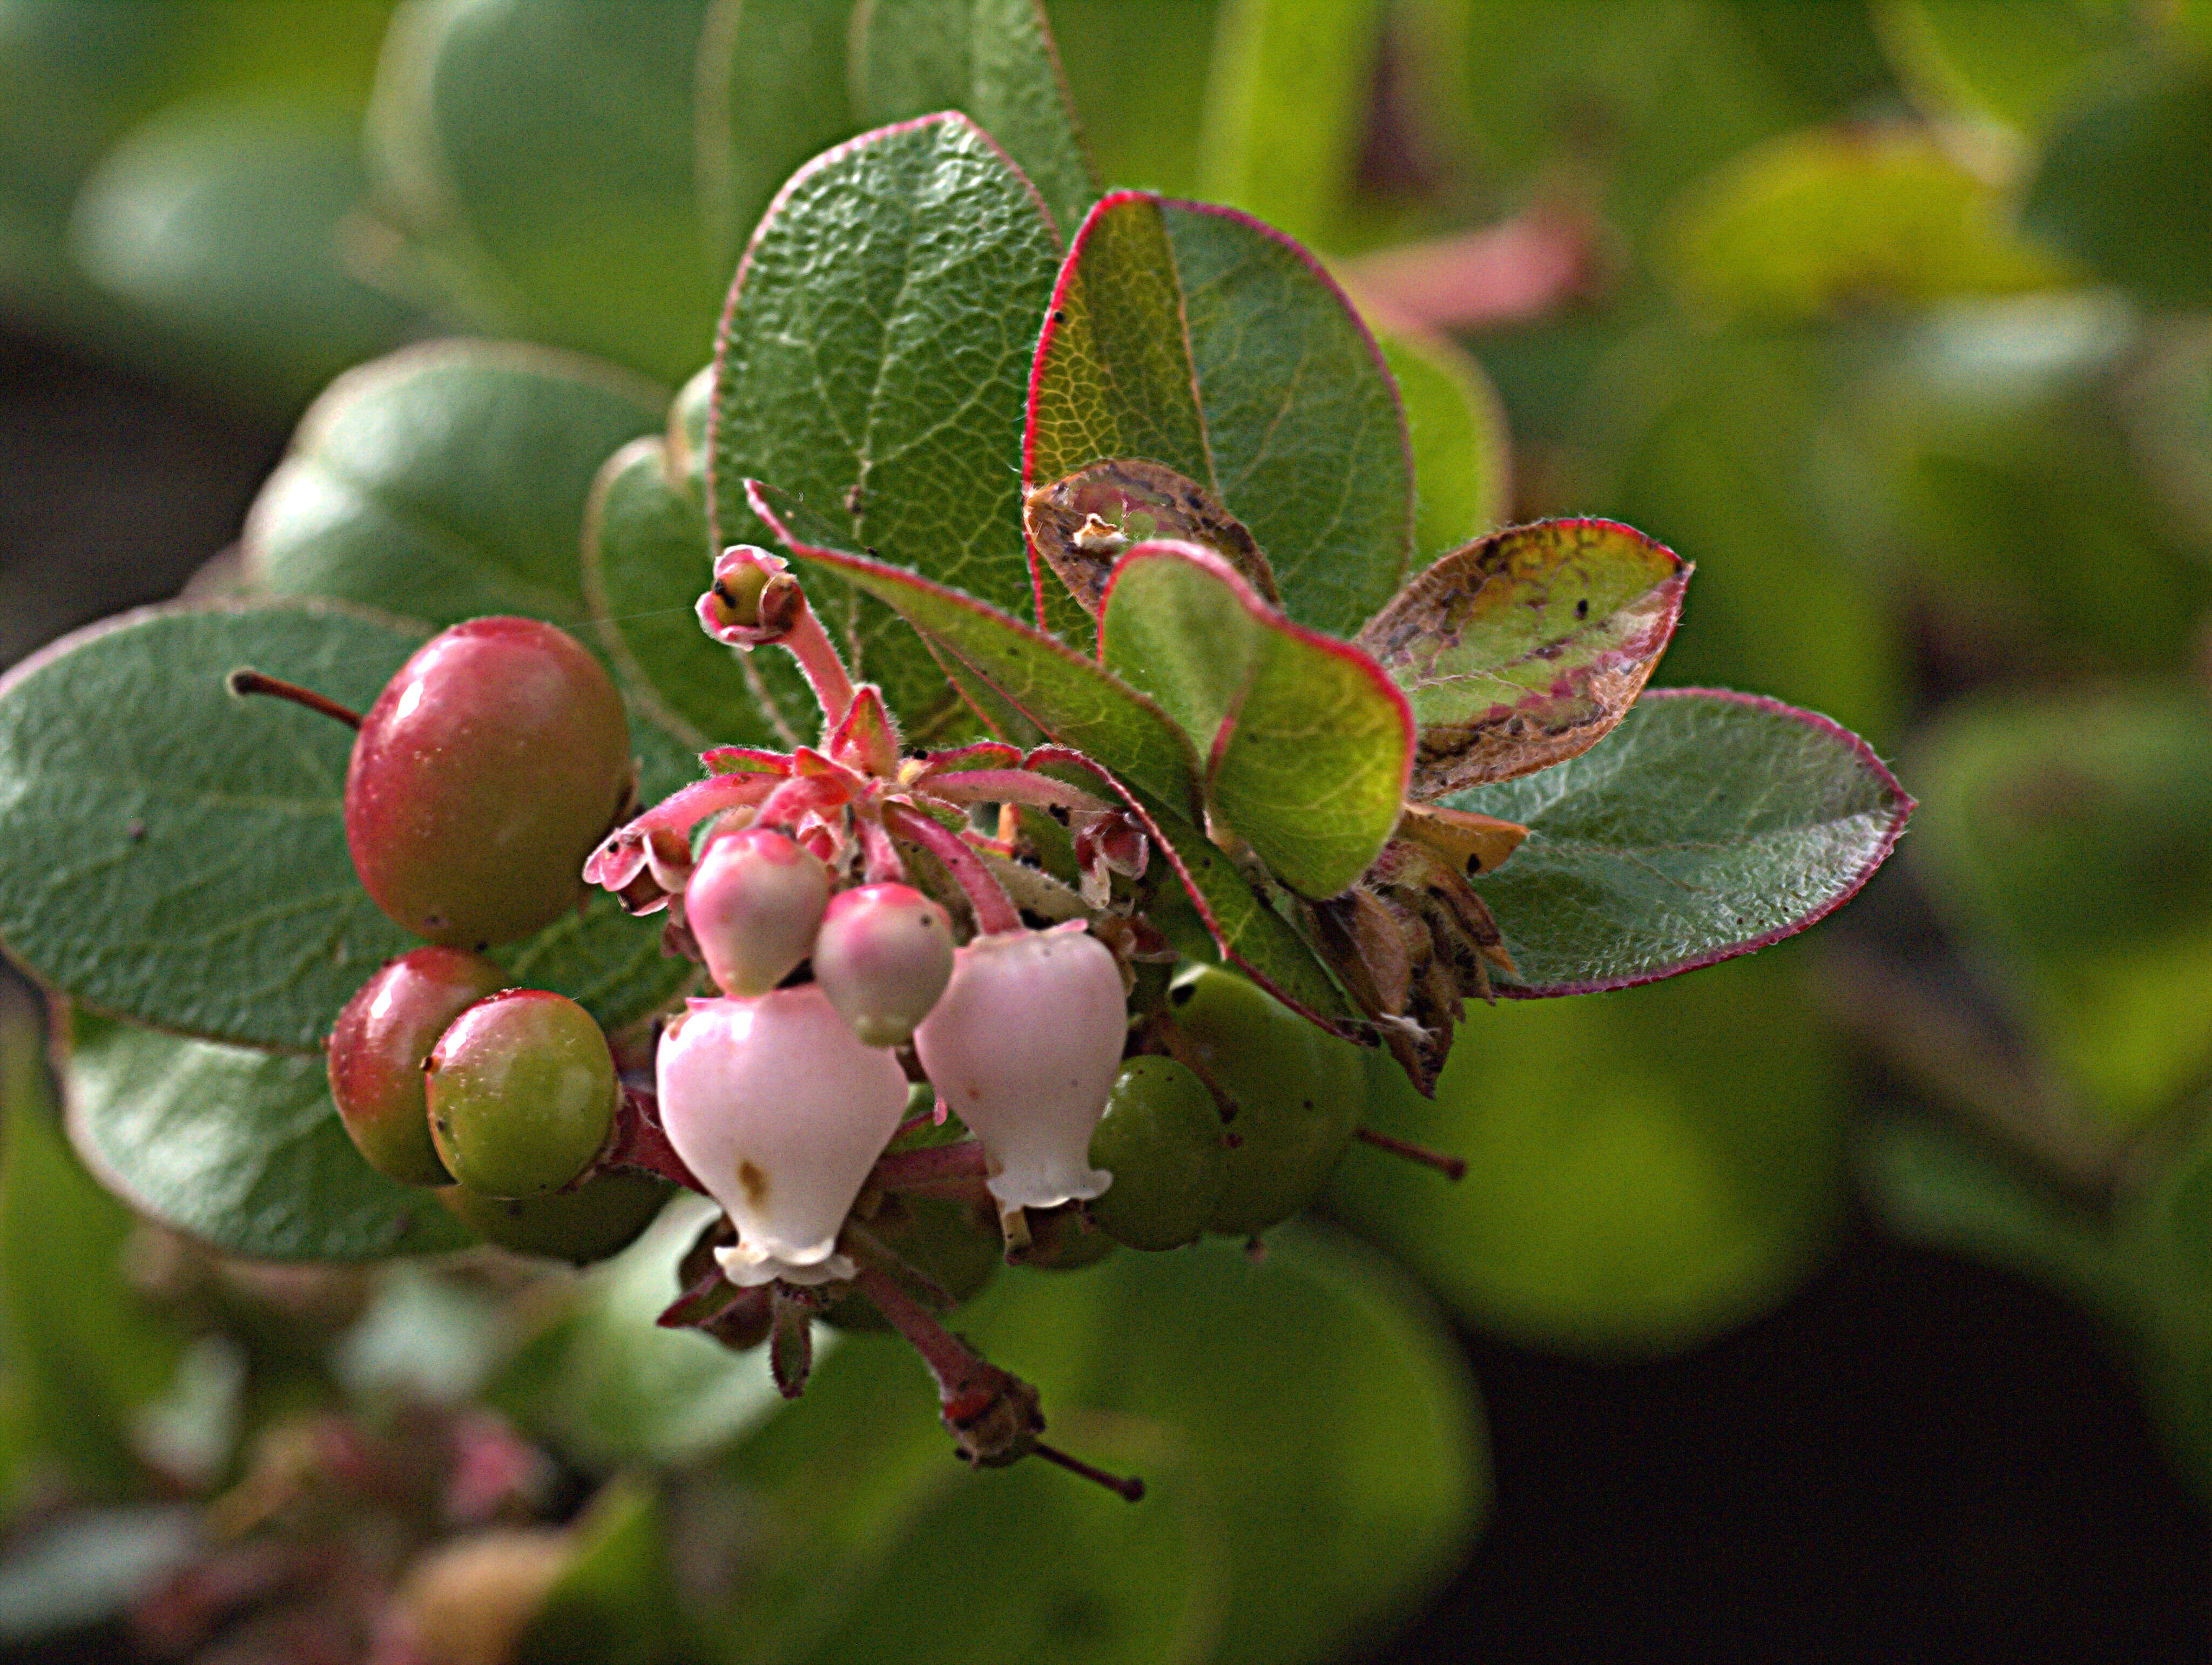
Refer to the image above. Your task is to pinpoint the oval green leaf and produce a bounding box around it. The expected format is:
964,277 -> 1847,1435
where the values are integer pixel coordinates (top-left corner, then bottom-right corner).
246,339 -> 665,627
1026,192 -> 1414,639
368,0 -> 855,381
709,112 -> 1064,728
1443,688 -> 1912,997
64,1010 -> 477,1263
719,1225 -> 1483,1665
849,0 -> 1097,241
1100,540 -> 1411,899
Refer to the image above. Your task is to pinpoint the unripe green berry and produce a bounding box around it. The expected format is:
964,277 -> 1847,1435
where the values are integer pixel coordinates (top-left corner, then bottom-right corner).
436,1171 -> 669,1264
1170,966 -> 1364,1236
328,947 -> 509,1186
346,617 -> 631,948
425,990 -> 621,1198
1087,1057 -> 1228,1251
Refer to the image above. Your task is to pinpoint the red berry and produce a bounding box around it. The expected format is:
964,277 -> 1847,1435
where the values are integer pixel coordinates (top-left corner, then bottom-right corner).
328,947 -> 509,1186
346,618 -> 631,948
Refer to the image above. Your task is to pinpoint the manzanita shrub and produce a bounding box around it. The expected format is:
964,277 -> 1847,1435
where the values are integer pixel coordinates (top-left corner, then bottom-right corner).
0,0 -> 1913,1608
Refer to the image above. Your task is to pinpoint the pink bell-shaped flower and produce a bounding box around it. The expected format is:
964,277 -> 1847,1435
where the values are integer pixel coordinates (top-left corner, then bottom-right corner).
811,883 -> 954,1046
913,923 -> 1125,1212
656,987 -> 908,1286
685,829 -> 831,996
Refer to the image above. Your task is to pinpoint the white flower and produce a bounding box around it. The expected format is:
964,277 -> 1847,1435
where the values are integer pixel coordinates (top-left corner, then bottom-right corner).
656,987 -> 908,1287
914,924 -> 1124,1212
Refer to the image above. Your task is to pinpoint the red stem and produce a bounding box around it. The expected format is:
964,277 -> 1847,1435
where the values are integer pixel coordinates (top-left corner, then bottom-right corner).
1353,1126 -> 1467,1181
850,1260 -> 984,1394
226,669 -> 362,730
882,802 -> 1023,935
780,599 -> 858,734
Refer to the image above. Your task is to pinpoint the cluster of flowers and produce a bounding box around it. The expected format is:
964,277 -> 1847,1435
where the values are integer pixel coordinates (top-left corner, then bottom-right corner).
646,826 -> 1127,1287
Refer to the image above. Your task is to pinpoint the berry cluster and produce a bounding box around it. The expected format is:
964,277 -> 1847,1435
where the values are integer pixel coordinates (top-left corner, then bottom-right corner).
269,550 -> 1422,1498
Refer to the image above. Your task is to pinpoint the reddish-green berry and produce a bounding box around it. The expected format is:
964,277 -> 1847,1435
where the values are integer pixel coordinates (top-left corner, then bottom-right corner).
425,989 -> 621,1198
346,617 -> 631,948
1170,967 -> 1363,1236
1088,1057 -> 1229,1251
437,1171 -> 669,1264
327,946 -> 510,1186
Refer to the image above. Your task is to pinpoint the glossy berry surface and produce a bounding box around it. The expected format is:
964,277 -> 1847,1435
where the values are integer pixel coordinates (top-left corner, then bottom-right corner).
436,1171 -> 669,1264
425,989 -> 620,1198
685,828 -> 830,996
327,947 -> 509,1186
346,617 -> 631,948
1171,966 -> 1364,1236
811,883 -> 954,1046
1087,1057 -> 1229,1251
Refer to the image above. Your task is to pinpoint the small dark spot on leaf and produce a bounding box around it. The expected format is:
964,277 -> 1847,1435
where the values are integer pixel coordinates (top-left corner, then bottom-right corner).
1051,309 -> 1068,324
1575,598 -> 1588,619
125,819 -> 145,842
865,547 -> 879,558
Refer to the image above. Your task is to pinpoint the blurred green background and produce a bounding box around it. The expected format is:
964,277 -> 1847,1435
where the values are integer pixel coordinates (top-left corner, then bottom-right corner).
0,1 -> 2208,1659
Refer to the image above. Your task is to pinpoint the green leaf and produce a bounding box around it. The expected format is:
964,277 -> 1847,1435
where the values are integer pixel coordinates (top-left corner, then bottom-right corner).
1378,328 -> 1510,557
1124,788 -> 1359,1032
0,600 -> 698,1051
367,0 -> 856,382
1357,518 -> 1689,799
849,0 -> 1098,240
1665,125 -> 2074,322
1880,0 -> 2140,137
2021,69 -> 2212,308
1906,687 -> 2212,1128
64,1010 -> 476,1262
1332,941 -> 1846,1353
582,405 -> 816,752
1100,542 -> 1410,898
0,997 -> 188,1496
747,484 -> 1202,817
710,112 -> 1063,727
718,1226 -> 1482,1665
1445,688 -> 1913,997
247,340 -> 665,627
1195,0 -> 1378,249
68,97 -> 424,409
1027,192 -> 1413,638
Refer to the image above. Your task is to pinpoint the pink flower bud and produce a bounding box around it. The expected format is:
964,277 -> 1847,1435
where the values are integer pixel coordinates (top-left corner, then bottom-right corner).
685,829 -> 831,996
811,884 -> 954,1047
656,988 -> 908,1286
913,924 -> 1125,1211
